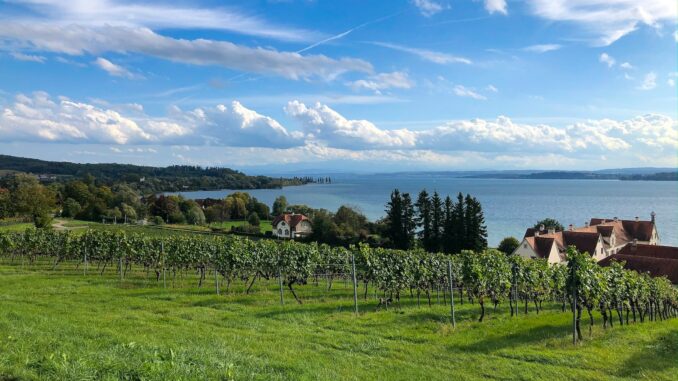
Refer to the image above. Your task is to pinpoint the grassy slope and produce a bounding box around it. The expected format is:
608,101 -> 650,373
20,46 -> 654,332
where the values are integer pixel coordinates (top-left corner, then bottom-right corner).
0,260 -> 676,381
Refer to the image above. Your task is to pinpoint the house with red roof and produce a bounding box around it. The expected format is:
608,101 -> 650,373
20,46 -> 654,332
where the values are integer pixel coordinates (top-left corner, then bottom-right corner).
513,212 -> 659,264
272,213 -> 312,239
599,242 -> 678,284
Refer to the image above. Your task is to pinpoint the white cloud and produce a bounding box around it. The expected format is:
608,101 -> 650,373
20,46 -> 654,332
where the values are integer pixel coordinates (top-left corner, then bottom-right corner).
411,0 -> 446,17
0,92 -> 304,148
10,52 -> 46,63
667,78 -> 674,87
370,42 -> 472,65
599,53 -> 616,67
527,0 -> 678,46
285,101 -> 677,153
348,71 -> 415,93
486,85 -> 499,93
620,62 -> 633,69
93,57 -> 141,79
675,30 -> 678,42
8,0 -> 318,42
0,23 -> 372,81
484,0 -> 508,15
638,72 -> 657,90
453,85 -> 487,100
285,100 -> 417,149
523,44 -> 562,53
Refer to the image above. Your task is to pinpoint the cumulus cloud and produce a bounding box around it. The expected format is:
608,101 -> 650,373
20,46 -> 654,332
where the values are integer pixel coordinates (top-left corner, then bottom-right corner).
484,0 -> 508,15
10,52 -> 46,63
0,24 -> 371,81
348,71 -> 415,93
0,92 -> 304,148
523,44 -> 561,53
599,53 -> 616,67
285,101 -> 677,153
93,57 -> 141,79
620,62 -> 633,69
285,100 -> 417,149
527,0 -> 678,46
370,42 -> 472,65
453,85 -> 487,100
411,0 -> 446,17
638,72 -> 657,90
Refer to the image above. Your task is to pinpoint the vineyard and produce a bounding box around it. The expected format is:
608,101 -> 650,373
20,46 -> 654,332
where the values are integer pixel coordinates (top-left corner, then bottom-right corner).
1,228 -> 676,340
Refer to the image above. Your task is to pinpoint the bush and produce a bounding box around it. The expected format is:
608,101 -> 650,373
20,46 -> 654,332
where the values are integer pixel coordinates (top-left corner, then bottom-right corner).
498,236 -> 520,255
248,212 -> 260,226
152,216 -> 165,225
62,198 -> 82,218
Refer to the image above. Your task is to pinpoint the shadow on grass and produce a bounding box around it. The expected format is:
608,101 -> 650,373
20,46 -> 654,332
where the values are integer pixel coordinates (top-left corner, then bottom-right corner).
453,321 -> 568,353
617,326 -> 678,378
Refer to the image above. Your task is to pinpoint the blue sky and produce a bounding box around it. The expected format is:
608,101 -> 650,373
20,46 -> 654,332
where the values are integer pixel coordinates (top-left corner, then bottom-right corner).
0,0 -> 676,173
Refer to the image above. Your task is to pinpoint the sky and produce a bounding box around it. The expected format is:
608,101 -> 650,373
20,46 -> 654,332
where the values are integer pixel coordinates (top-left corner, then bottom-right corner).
0,0 -> 676,174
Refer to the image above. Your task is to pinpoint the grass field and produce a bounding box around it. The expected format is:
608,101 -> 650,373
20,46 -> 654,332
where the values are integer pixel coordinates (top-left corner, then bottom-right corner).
209,220 -> 273,233
0,259 -> 676,380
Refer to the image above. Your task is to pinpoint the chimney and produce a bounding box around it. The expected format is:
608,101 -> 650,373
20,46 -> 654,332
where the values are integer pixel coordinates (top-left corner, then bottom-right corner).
548,228 -> 555,235
585,221 -> 589,227
539,224 -> 545,232
568,224 -> 573,231
635,216 -> 639,222
651,211 -> 656,223
534,231 -> 540,237
631,239 -> 637,252
613,217 -> 618,222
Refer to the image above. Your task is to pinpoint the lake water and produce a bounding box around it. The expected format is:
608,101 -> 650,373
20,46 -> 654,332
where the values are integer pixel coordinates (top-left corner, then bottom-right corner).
172,175 -> 678,247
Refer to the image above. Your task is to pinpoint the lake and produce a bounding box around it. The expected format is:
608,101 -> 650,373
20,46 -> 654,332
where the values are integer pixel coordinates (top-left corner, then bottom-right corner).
172,175 -> 678,247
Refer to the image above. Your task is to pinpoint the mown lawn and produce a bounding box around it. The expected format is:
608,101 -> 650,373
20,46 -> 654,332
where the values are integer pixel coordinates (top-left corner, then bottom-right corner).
0,260 -> 676,380
209,220 -> 273,233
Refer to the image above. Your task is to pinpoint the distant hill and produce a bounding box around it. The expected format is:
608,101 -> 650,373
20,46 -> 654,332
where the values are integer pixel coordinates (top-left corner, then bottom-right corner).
0,155 -> 308,193
462,169 -> 678,181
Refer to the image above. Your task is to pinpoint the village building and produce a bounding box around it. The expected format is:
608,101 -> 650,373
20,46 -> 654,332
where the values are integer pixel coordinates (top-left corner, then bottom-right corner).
513,213 -> 659,264
272,213 -> 312,239
599,242 -> 678,284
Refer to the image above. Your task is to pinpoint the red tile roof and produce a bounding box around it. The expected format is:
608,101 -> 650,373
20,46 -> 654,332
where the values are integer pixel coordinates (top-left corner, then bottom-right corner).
272,213 -> 310,229
599,247 -> 678,284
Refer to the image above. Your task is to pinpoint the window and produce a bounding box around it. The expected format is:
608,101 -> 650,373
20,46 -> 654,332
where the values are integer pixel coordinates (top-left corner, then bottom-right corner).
523,243 -> 527,249
277,229 -> 282,235
284,229 -> 289,236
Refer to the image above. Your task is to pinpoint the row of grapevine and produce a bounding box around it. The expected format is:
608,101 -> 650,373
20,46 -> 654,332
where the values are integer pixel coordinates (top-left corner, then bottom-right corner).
0,229 -> 676,334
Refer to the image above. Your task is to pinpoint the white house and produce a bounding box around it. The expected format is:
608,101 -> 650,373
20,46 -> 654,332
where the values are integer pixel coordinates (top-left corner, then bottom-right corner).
272,213 -> 312,239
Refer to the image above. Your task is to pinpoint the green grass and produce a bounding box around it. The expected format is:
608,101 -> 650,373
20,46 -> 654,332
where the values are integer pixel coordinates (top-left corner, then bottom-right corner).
0,222 -> 34,232
0,259 -> 676,380
209,220 -> 273,233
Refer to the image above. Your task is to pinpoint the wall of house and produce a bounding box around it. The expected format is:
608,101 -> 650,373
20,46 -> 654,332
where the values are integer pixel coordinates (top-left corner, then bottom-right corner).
294,220 -> 312,237
513,239 -> 537,259
273,221 -> 291,238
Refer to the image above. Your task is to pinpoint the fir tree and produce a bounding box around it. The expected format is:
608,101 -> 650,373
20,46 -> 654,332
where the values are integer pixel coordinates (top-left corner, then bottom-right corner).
401,192 -> 416,250
430,191 -> 443,251
415,190 -> 433,251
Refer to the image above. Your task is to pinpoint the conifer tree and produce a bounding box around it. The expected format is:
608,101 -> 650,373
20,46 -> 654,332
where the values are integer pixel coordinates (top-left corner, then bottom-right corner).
401,192 -> 416,250
385,189 -> 403,249
415,190 -> 433,251
430,191 -> 443,251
